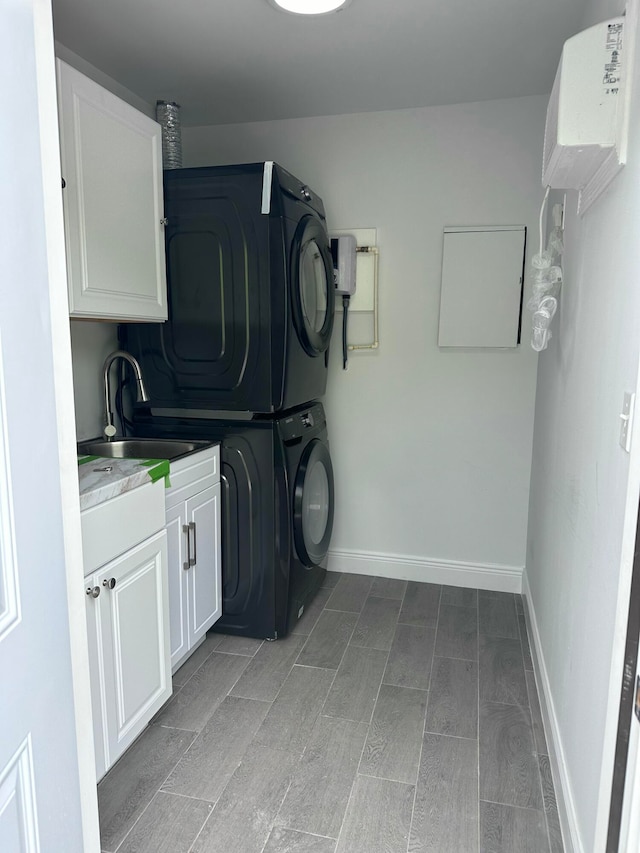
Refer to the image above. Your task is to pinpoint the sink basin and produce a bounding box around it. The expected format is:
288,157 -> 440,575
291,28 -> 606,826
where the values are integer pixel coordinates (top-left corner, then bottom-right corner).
78,437 -> 212,462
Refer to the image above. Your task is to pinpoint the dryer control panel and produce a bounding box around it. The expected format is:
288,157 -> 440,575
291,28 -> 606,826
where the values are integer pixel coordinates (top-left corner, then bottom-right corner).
279,403 -> 326,443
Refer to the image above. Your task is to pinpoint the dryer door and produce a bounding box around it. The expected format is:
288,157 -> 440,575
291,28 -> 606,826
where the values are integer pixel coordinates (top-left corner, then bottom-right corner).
293,438 -> 335,566
291,215 -> 335,357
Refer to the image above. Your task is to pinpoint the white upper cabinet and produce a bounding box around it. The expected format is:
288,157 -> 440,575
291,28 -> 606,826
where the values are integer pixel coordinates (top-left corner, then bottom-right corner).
56,60 -> 167,321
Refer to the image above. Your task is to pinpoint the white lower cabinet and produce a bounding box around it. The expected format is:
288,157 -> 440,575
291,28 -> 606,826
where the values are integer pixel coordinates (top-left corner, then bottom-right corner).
165,447 -> 222,671
81,480 -> 171,781
85,531 -> 170,781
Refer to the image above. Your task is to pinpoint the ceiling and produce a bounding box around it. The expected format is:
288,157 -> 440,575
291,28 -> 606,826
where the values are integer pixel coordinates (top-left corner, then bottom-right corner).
51,0 -> 589,127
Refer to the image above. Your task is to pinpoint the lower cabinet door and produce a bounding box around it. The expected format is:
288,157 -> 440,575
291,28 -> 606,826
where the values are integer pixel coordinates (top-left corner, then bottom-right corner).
96,530 -> 171,774
165,503 -> 189,669
186,483 -> 222,644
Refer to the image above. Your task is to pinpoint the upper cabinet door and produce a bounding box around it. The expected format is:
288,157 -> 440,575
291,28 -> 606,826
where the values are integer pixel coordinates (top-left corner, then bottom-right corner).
56,60 -> 167,321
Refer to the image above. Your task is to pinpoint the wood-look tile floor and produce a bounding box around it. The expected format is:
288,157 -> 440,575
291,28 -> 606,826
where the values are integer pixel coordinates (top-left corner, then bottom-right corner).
98,573 -> 564,853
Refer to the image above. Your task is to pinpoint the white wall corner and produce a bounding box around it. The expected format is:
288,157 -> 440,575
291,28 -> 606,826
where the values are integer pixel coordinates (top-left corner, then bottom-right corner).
328,548 -> 523,593
522,570 -> 584,853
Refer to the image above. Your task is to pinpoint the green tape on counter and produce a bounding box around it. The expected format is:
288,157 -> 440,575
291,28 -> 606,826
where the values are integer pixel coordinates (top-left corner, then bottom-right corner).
78,455 -> 100,465
142,459 -> 171,487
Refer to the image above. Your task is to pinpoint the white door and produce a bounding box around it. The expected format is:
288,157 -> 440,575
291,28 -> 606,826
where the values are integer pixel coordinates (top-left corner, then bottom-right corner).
0,1 -> 97,850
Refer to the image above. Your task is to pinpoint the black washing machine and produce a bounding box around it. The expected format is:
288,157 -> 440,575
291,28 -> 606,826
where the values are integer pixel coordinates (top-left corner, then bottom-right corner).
121,162 -> 335,414
133,402 -> 334,639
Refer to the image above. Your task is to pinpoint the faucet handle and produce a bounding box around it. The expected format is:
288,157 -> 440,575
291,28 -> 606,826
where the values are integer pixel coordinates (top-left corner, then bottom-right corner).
104,424 -> 117,438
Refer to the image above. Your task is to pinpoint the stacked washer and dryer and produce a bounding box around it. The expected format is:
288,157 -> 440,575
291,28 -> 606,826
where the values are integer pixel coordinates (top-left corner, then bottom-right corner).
122,162 -> 336,639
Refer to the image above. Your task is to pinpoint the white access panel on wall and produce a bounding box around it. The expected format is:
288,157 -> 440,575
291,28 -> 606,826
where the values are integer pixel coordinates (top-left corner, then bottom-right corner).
438,226 -> 526,348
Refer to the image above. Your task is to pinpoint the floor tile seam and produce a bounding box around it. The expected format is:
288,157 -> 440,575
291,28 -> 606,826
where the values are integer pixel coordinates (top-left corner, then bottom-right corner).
348,639 -> 394,653
356,769 -> 417,788
331,757 -> 361,853
366,682 -> 429,696
367,592 -> 405,602
478,697 -> 534,711
346,636 -> 395,836
431,650 -> 479,663
320,609 -> 382,730
422,590 -> 443,742
440,601 -> 479,611
478,630 -> 521,641
186,793 -> 220,853
154,722 -> 199,734
214,648 -> 261,659
178,654 -> 253,735
319,710 -> 375,725
410,587 -> 443,850
422,728 -> 478,743
292,662 -> 340,673
323,605 -> 364,614
396,619 -> 437,629
228,686 -> 278,705
156,787 -> 217,807
108,771 -> 183,853
354,631 -> 393,716
171,643 -> 220,695
259,718 -> 325,853
479,797 -> 548,815
272,818 -> 340,841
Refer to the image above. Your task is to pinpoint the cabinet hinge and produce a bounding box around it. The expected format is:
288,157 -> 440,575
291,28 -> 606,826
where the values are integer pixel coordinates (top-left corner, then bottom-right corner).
160,217 -> 168,226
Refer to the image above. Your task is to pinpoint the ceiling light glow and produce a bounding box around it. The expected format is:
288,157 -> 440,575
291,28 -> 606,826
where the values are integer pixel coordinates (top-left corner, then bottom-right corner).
269,0 -> 351,15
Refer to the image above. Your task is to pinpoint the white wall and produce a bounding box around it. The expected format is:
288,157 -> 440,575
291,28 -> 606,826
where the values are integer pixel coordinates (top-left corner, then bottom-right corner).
69,322 -> 118,440
184,96 -> 545,585
525,1 -> 640,850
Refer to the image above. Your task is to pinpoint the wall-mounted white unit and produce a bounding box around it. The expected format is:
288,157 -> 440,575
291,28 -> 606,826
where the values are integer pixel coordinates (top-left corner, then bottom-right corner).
542,16 -> 631,213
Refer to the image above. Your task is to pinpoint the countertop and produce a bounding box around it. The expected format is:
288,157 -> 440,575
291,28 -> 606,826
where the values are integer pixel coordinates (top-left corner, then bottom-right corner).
78,456 -> 170,512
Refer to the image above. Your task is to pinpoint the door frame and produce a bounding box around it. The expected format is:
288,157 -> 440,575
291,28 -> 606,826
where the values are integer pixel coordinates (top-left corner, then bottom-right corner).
30,0 -> 100,848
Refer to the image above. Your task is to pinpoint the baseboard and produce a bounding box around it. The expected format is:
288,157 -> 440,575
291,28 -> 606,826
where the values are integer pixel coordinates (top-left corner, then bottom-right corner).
327,548 -> 523,593
522,571 -> 583,853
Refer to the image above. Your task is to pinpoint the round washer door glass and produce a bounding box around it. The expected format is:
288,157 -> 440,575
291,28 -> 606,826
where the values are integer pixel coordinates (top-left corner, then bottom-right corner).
300,239 -> 329,334
294,438 -> 335,567
291,216 -> 335,356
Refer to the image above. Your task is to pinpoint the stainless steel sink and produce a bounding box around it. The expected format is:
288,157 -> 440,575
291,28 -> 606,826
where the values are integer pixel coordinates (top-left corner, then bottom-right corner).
78,437 -> 212,462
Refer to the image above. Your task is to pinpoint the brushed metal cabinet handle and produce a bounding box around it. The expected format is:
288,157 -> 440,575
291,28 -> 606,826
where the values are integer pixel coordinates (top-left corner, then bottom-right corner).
189,521 -> 196,567
182,523 -> 190,570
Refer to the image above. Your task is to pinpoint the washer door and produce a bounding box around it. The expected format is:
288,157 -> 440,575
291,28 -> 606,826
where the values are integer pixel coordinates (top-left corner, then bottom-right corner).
293,438 -> 335,567
291,215 -> 335,357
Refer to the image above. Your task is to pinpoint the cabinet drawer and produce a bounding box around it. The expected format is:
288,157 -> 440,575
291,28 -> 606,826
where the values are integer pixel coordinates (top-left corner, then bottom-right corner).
165,445 -> 219,509
81,478 -> 165,576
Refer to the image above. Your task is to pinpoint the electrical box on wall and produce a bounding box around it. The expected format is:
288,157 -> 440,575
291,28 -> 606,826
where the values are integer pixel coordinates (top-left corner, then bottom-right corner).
438,226 -> 527,349
329,228 -> 378,354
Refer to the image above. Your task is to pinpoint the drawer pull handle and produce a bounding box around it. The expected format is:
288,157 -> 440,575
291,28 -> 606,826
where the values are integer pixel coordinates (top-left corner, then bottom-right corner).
183,523 -> 191,570
189,521 -> 196,567
103,578 -> 116,590
86,586 -> 100,598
